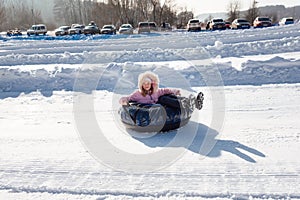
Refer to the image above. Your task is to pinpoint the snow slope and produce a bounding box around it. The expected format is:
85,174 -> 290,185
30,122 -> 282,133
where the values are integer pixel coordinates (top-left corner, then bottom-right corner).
0,24 -> 300,199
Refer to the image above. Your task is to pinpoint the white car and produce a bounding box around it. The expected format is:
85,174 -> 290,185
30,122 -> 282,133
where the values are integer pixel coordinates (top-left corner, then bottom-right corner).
207,18 -> 226,30
100,25 -> 117,34
279,17 -> 294,26
231,18 -> 251,29
187,19 -> 201,32
253,17 -> 272,28
118,24 -> 134,34
27,24 -> 47,36
54,26 -> 71,36
68,24 -> 85,35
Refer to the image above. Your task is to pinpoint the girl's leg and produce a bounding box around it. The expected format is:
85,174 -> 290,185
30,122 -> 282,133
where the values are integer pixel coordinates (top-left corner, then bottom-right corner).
158,92 -> 204,110
157,94 -> 183,109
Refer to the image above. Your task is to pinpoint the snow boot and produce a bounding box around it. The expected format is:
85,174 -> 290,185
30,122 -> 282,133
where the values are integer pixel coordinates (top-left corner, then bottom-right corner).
195,92 -> 204,110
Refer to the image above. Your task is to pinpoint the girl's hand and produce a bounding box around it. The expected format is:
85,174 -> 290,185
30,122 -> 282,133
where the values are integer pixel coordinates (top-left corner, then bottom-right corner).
175,89 -> 181,96
119,98 -> 128,105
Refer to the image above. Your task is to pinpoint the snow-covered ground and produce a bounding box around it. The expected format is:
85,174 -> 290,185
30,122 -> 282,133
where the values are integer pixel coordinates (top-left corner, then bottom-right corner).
0,24 -> 300,199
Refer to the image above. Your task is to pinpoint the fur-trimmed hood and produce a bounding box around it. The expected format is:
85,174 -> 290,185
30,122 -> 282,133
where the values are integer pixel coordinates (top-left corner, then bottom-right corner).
138,71 -> 159,93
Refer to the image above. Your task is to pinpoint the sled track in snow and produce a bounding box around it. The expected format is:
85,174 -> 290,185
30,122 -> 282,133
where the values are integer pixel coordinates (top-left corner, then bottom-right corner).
1,185 -> 300,199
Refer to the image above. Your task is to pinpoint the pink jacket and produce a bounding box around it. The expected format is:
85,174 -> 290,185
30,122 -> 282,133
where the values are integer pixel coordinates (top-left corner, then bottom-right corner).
119,71 -> 179,104
120,88 -> 178,104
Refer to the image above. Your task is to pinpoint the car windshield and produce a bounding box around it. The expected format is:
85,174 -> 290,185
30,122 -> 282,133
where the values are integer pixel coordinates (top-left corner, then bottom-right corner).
238,19 -> 248,23
258,17 -> 270,21
103,25 -> 113,29
139,23 -> 149,27
213,19 -> 223,22
60,27 -> 70,30
121,25 -> 131,28
189,20 -> 199,23
32,26 -> 45,30
286,18 -> 294,22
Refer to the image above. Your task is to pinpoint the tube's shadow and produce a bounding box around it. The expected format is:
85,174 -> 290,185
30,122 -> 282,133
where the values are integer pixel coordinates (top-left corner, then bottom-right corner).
132,121 -> 265,163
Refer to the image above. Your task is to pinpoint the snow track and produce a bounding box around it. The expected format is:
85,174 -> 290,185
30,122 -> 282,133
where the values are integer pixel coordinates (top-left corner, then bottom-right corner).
1,84 -> 300,199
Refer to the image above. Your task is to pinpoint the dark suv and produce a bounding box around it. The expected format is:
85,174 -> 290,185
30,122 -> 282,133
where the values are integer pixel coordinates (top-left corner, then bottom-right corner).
149,22 -> 158,31
138,22 -> 151,34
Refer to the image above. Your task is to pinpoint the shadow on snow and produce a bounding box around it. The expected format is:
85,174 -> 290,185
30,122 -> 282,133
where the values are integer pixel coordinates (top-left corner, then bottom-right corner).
132,121 -> 266,163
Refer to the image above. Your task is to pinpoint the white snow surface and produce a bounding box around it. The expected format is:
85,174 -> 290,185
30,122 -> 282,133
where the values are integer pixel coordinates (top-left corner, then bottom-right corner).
0,24 -> 300,199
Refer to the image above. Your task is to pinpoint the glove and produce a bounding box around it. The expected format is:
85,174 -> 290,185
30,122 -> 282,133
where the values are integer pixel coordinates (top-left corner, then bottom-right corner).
119,98 -> 128,105
175,89 -> 181,96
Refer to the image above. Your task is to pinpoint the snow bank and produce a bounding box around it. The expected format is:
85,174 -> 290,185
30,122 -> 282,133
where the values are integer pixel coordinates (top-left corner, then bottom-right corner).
1,56 -> 299,98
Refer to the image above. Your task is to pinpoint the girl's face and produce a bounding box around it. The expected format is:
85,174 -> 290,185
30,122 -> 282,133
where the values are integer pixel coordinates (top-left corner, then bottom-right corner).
142,81 -> 151,91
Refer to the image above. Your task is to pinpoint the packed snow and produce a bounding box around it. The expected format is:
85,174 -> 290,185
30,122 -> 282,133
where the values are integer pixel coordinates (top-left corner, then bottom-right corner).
0,24 -> 300,199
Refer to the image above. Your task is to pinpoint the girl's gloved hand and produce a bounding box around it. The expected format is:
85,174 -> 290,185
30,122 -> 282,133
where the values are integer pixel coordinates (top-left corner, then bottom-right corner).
175,89 -> 181,96
119,98 -> 128,105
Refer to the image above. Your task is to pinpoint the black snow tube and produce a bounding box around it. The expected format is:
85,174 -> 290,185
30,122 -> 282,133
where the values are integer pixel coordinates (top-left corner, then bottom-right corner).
119,97 -> 194,132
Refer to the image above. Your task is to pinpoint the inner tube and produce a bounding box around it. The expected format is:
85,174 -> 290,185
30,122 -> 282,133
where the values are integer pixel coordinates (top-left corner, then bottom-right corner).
119,100 -> 194,132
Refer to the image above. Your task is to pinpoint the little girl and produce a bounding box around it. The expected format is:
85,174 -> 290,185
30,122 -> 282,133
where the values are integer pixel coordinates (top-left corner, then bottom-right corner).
119,71 -> 203,110
119,71 -> 180,105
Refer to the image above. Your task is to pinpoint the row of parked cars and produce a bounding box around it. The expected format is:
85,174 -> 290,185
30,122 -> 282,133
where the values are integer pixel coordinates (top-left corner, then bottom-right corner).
53,22 -> 118,36
187,16 -> 295,31
21,21 -> 170,37
7,17 -> 294,37
56,21 -> 170,35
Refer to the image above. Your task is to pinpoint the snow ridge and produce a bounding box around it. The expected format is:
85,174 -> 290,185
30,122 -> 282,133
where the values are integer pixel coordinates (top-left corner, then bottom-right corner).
1,58 -> 300,98
1,184 -> 299,199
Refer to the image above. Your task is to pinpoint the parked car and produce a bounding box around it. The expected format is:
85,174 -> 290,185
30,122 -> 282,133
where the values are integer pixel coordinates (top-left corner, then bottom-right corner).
149,22 -> 158,31
137,22 -> 150,34
68,24 -> 85,35
231,18 -> 251,29
118,24 -> 134,34
253,17 -> 272,28
160,22 -> 172,31
208,18 -> 226,30
27,24 -> 47,36
83,25 -> 100,35
7,28 -> 22,36
187,19 -> 201,32
225,21 -> 231,29
279,17 -> 294,26
100,25 -> 117,34
54,26 -> 71,36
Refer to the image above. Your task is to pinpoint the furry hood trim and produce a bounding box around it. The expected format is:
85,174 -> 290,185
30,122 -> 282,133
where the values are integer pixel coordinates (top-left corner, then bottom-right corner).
138,71 -> 159,93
